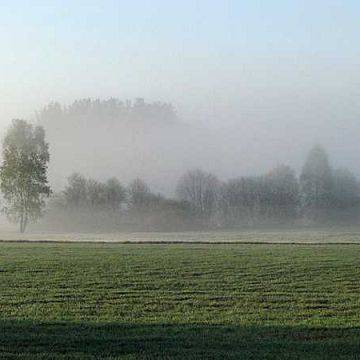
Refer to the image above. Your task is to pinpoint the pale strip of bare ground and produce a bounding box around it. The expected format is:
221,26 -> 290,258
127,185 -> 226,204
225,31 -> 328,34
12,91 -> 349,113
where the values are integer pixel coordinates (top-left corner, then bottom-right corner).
1,227 -> 360,243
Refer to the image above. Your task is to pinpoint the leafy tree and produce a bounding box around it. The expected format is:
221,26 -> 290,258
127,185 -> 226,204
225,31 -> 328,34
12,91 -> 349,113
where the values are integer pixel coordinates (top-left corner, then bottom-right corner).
0,119 -> 51,232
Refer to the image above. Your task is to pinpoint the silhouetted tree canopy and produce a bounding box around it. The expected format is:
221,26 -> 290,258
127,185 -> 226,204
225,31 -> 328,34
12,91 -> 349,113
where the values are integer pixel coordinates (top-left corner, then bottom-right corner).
36,98 -> 178,125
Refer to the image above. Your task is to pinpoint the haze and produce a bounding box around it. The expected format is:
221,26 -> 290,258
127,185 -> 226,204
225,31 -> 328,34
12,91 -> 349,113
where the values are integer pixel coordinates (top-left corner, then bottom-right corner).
0,1 -> 359,192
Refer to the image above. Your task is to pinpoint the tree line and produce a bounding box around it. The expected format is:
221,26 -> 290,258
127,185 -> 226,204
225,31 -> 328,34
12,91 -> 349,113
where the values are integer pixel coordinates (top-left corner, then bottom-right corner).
36,98 -> 177,125
1,119 -> 359,232
176,146 -> 360,228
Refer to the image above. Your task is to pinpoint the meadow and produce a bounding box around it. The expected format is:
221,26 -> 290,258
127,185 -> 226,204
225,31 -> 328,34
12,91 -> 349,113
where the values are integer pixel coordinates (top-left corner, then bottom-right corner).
0,239 -> 360,359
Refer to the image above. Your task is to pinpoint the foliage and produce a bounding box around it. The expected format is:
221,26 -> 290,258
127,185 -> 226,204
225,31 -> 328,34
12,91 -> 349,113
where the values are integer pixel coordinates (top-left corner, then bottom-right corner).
0,119 -> 51,232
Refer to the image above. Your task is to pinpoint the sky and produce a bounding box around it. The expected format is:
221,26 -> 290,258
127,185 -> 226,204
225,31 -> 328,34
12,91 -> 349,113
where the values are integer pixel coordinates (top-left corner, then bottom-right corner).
0,0 -> 359,175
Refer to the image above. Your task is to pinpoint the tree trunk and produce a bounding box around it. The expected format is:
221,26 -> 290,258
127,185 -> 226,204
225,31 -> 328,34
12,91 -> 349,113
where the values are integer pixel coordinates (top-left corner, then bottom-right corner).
19,212 -> 27,233
20,213 -> 24,233
20,218 -> 24,233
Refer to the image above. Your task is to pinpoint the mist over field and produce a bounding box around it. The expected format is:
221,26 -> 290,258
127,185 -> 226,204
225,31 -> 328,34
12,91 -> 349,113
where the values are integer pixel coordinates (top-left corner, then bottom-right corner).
0,1 -> 359,233
36,99 -> 228,194
2,58 -> 360,197
0,2 -> 359,198
7,76 -> 359,198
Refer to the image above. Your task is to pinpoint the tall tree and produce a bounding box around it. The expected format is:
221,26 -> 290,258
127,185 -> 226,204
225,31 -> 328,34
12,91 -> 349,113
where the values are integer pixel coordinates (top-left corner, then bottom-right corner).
0,119 -> 51,232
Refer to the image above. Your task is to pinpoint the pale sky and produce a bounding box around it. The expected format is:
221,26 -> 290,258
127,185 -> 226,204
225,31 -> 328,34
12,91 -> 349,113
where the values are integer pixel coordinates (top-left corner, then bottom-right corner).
0,1 -> 358,119
0,0 -> 359,176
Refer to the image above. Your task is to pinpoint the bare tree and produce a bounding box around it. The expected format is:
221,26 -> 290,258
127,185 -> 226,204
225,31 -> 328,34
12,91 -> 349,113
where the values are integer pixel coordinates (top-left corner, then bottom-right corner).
176,169 -> 220,220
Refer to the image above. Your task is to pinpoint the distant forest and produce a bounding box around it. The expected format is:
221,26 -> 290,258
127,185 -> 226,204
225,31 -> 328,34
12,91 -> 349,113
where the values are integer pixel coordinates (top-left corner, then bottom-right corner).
36,98 -> 178,124
36,98 -> 215,194
25,98 -> 359,232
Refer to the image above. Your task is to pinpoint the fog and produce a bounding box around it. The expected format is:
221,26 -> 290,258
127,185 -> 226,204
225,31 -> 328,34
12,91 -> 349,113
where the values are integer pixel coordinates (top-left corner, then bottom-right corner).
3,56 -> 360,195
0,2 -> 359,232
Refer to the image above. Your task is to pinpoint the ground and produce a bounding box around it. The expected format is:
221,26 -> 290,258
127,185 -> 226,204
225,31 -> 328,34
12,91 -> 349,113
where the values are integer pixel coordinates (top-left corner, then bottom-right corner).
0,232 -> 360,359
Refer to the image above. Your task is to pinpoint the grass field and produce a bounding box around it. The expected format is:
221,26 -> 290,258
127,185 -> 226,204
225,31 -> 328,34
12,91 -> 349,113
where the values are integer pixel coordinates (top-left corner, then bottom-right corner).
1,240 -> 360,359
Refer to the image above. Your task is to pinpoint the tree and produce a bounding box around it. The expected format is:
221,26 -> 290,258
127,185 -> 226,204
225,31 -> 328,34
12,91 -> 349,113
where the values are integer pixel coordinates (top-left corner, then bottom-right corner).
105,178 -> 127,211
0,119 -> 51,232
332,168 -> 360,209
300,145 -> 333,220
264,165 -> 299,221
221,166 -> 299,227
86,179 -> 107,210
221,177 -> 262,226
127,178 -> 152,211
63,173 -> 88,208
176,169 -> 220,219
63,174 -> 126,212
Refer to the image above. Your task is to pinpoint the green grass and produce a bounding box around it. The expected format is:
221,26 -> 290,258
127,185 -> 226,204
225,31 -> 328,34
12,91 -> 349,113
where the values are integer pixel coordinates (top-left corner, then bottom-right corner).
1,242 -> 360,359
